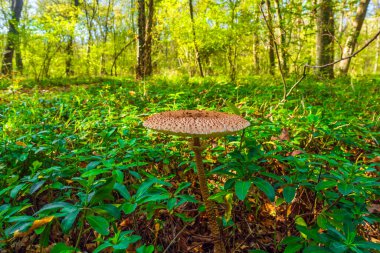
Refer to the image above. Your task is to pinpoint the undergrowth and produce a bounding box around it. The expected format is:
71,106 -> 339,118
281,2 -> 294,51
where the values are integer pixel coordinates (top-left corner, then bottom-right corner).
0,76 -> 379,252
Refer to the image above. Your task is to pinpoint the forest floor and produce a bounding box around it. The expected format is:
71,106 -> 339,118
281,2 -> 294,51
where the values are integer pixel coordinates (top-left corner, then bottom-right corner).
0,76 -> 379,253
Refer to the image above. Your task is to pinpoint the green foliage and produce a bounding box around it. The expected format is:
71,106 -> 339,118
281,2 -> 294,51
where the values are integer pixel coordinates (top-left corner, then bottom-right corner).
0,77 -> 379,252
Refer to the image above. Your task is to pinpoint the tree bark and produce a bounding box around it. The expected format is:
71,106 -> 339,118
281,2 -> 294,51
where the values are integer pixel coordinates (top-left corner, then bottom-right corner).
338,0 -> 370,75
66,0 -> 79,77
136,0 -> 154,79
316,0 -> 334,78
274,0 -> 288,75
265,0 -> 275,75
189,0 -> 204,77
1,0 -> 24,76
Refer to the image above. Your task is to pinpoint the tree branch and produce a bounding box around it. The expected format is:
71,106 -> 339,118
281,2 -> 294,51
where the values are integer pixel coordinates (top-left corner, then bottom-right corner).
282,29 -> 380,102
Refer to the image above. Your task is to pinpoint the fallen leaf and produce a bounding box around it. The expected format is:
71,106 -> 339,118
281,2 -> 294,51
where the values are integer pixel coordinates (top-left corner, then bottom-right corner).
279,128 -> 290,141
14,216 -> 55,238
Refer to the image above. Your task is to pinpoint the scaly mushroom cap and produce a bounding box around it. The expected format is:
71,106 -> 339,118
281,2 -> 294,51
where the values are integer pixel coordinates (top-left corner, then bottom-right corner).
143,110 -> 250,137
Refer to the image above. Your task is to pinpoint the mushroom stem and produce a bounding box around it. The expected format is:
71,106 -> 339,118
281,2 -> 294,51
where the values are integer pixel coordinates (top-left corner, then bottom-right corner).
192,136 -> 226,253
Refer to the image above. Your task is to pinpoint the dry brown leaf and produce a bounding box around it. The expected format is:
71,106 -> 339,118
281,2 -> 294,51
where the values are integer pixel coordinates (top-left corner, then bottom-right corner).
279,128 -> 290,141
14,216 -> 54,238
290,150 -> 303,156
15,141 -> 27,147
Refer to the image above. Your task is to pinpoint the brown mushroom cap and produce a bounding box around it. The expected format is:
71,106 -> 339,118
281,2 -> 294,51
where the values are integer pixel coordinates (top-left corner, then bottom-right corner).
143,110 -> 250,137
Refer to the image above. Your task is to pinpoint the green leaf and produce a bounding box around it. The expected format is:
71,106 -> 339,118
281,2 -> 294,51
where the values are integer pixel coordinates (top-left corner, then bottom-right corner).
50,242 -> 78,253
175,213 -> 195,222
226,101 -> 241,115
93,242 -> 113,253
37,202 -> 73,214
283,186 -> 296,203
317,214 -> 328,229
174,182 -> 191,195
93,204 -> 120,219
122,203 -> 137,215
81,168 -> 110,178
114,235 -> 141,249
284,243 -> 303,253
235,181 -> 252,201
61,209 -> 80,234
90,177 -> 116,204
316,180 -> 336,191
253,178 -> 275,202
137,244 -> 154,253
337,183 -> 354,196
114,183 -> 131,200
86,215 -> 109,236
140,193 -> 170,203
30,180 -> 46,194
10,183 -> 26,199
303,246 -> 332,253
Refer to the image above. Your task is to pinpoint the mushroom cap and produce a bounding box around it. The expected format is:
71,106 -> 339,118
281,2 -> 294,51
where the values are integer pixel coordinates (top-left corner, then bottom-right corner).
143,110 -> 250,137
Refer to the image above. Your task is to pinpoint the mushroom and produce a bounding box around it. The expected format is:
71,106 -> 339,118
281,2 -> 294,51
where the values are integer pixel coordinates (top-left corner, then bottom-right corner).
143,110 -> 250,253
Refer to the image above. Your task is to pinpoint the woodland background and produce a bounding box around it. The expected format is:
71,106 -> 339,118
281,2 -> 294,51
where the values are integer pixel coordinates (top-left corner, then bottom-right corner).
0,0 -> 380,81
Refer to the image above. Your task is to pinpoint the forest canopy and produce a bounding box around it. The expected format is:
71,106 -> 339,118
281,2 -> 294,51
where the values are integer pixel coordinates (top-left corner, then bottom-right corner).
0,0 -> 379,80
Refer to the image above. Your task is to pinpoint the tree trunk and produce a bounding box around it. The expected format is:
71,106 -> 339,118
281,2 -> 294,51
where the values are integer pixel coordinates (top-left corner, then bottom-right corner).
274,0 -> 288,75
136,0 -> 154,79
374,19 -> 379,74
189,0 -> 204,77
66,0 -> 79,77
265,0 -> 275,75
316,0 -> 334,78
338,0 -> 370,75
253,32 -> 260,74
1,0 -> 24,76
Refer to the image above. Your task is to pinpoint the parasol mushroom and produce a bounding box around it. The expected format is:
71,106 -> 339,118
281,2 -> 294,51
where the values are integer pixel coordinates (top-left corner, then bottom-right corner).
143,110 -> 250,253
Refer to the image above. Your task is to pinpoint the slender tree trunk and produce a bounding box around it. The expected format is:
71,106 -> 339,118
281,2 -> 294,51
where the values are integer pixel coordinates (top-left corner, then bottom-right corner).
136,0 -> 154,79
274,0 -> 288,75
189,0 -> 204,77
253,32 -> 260,74
316,0 -> 334,78
101,0 -> 112,75
66,0 -> 79,77
1,0 -> 24,76
265,0 -> 275,75
338,0 -> 370,75
374,20 -> 379,74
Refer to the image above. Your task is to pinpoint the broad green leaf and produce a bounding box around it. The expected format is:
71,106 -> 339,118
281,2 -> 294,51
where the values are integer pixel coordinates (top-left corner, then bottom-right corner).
235,181 -> 252,201
93,204 -> 120,219
137,244 -> 154,253
50,242 -> 78,253
114,235 -> 141,249
316,180 -> 336,191
93,242 -> 113,253
303,246 -> 332,253
86,215 -> 109,236
284,243 -> 303,253
174,182 -> 191,195
61,209 -> 80,234
337,183 -> 354,196
253,178 -> 275,202
114,183 -> 131,200
283,186 -> 296,203
122,203 -> 137,215
30,180 -> 46,194
10,183 -> 26,199
37,202 -> 73,214
81,168 -> 110,178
